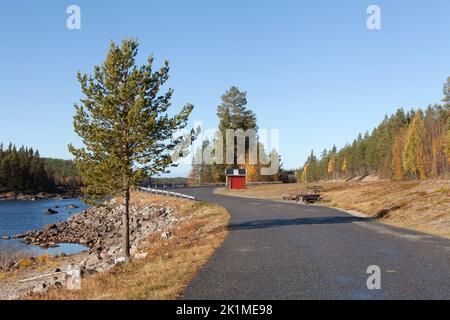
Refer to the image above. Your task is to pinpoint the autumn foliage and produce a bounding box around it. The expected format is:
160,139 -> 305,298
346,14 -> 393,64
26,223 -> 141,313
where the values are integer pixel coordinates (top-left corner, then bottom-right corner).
299,77 -> 450,181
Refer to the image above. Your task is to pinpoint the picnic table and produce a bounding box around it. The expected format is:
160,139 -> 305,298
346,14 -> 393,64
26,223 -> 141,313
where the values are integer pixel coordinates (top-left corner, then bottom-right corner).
282,185 -> 324,204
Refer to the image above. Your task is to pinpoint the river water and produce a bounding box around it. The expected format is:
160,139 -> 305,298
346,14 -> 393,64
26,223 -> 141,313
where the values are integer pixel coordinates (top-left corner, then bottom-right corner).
0,198 -> 90,255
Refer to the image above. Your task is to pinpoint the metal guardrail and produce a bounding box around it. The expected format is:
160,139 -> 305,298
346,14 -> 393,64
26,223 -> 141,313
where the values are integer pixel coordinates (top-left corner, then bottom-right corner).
144,181 -> 283,189
146,183 -> 226,189
138,187 -> 197,201
147,184 -> 190,189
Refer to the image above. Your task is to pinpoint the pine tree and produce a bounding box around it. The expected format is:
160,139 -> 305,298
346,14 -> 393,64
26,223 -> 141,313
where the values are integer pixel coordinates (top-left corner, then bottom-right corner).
8,147 -> 20,193
213,86 -> 257,181
269,148 -> 283,182
189,140 -> 213,185
68,39 -> 194,259
0,144 -> 5,188
445,118 -> 450,165
443,77 -> 450,108
303,150 -> 319,182
443,78 -> 450,168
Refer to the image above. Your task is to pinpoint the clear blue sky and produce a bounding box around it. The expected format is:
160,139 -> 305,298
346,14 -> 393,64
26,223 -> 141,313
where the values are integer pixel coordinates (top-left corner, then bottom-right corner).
1,0 -> 450,177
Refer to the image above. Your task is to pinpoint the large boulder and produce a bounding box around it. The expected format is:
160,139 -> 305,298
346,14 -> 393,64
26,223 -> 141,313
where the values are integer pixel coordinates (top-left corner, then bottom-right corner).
44,224 -> 57,230
45,208 -> 58,215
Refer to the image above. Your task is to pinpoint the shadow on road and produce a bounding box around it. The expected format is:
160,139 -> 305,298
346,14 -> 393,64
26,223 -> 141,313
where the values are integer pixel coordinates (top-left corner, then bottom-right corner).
229,216 -> 367,231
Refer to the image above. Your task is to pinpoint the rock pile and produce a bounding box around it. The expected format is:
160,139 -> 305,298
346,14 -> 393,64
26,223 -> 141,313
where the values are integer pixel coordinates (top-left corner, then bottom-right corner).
14,199 -> 183,272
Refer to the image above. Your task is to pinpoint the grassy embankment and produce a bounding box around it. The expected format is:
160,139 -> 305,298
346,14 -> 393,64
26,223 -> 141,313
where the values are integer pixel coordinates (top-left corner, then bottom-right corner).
20,192 -> 229,300
216,179 -> 450,239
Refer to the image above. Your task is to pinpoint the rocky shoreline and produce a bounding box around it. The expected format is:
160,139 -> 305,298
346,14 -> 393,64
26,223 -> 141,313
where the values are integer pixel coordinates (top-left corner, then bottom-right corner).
7,197 -> 183,273
0,191 -> 81,202
0,194 -> 190,299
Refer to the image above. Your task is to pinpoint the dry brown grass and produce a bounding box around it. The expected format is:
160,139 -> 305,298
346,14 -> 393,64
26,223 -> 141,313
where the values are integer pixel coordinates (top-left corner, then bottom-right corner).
31,254 -> 66,273
216,183 -> 307,200
18,258 -> 33,268
0,248 -> 36,282
27,193 -> 229,300
0,246 -> 34,272
216,179 -> 450,239
0,251 -> 67,287
35,254 -> 52,264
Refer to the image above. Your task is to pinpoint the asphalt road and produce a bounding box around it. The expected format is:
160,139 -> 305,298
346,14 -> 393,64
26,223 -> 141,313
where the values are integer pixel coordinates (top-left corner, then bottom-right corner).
178,187 -> 450,299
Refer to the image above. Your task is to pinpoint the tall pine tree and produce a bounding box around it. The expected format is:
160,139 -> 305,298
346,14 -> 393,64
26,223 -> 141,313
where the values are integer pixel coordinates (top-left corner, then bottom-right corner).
69,39 -> 194,259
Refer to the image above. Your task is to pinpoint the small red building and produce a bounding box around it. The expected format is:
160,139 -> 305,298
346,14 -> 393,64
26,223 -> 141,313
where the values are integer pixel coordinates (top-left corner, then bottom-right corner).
226,169 -> 247,190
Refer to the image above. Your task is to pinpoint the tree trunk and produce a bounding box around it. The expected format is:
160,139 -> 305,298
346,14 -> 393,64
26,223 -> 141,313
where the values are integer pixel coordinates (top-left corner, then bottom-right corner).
122,188 -> 130,260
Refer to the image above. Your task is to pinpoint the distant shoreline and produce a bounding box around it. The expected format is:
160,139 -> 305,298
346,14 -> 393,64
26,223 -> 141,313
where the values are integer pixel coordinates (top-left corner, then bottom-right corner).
0,191 -> 82,202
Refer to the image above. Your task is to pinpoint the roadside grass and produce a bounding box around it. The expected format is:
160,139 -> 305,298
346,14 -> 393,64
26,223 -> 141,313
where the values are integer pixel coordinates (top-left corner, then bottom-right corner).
216,179 -> 450,239
216,183 -> 305,200
27,193 -> 229,300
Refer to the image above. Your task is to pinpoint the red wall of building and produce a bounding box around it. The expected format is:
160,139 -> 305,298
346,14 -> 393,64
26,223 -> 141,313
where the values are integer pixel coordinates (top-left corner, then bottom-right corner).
229,176 -> 246,189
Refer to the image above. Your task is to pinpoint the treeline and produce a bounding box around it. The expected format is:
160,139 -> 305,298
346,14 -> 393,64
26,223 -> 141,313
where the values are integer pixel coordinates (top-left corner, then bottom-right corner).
43,158 -> 81,190
139,177 -> 188,186
189,86 -> 283,184
0,143 -> 81,193
299,78 -> 450,182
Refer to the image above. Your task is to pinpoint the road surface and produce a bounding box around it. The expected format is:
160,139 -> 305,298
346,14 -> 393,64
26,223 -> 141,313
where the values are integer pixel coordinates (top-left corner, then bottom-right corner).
177,187 -> 450,299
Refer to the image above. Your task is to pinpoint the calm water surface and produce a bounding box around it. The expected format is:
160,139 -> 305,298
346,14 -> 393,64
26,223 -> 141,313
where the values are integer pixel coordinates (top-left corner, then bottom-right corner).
0,198 -> 90,255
